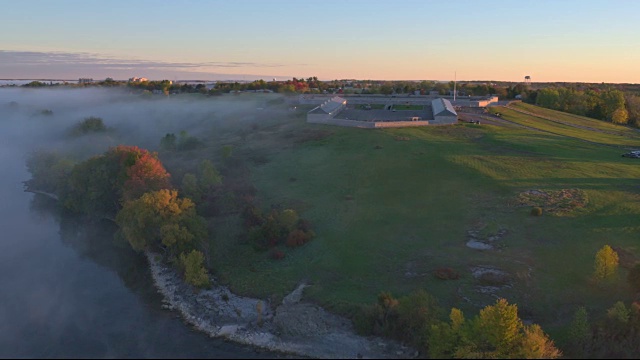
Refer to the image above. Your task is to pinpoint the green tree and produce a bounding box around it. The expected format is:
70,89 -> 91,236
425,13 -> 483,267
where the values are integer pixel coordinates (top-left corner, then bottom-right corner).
71,116 -> 106,135
475,298 -> 523,357
25,150 -> 74,195
160,133 -> 177,151
395,290 -> 442,351
181,173 -> 201,201
179,250 -> 210,288
607,301 -> 630,324
199,159 -> 222,189
568,306 -> 590,354
429,308 -> 467,358
624,94 -> 640,126
594,245 -> 619,280
116,189 -> 205,255
601,89 -> 626,123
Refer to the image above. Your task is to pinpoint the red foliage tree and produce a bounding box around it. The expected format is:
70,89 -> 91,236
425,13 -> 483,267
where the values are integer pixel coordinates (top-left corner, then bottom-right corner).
123,151 -> 171,201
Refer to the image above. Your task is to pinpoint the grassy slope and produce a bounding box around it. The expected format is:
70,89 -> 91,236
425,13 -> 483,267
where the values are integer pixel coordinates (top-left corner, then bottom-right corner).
211,101 -> 640,337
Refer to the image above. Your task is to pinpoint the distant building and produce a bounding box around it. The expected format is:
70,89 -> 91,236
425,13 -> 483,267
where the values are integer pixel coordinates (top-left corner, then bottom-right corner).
307,96 -> 347,123
431,98 -> 458,124
128,77 -> 149,82
78,78 -> 94,84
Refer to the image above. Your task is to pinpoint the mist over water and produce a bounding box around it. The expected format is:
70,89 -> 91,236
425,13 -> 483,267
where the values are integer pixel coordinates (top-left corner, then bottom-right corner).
0,88 -> 280,358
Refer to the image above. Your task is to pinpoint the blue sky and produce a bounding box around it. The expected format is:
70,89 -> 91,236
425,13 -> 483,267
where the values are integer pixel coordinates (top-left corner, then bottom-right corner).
1,0 -> 639,82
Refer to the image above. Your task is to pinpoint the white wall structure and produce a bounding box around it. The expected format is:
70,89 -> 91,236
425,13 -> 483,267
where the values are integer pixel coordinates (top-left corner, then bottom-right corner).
431,98 -> 458,124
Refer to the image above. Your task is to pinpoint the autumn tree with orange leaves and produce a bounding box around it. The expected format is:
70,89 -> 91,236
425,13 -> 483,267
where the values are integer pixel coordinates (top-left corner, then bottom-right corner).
61,145 -> 171,216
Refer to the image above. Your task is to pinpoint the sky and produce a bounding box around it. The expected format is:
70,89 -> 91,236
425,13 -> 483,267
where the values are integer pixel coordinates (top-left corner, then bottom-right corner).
1,0 -> 639,83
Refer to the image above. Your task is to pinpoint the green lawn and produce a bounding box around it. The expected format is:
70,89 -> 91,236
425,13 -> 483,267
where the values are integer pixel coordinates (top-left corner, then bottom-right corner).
359,104 -> 385,110
209,102 -> 640,334
490,106 -> 640,147
393,104 -> 423,110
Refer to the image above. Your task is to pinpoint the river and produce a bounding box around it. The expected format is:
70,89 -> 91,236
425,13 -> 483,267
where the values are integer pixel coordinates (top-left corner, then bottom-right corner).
0,93 -> 278,358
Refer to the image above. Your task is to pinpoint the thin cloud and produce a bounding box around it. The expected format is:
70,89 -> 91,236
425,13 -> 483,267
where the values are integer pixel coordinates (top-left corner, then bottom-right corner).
0,50 -> 301,70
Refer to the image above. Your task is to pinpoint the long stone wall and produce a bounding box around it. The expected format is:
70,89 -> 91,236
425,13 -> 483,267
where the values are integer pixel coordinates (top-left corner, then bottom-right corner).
300,94 -> 497,107
307,117 -> 431,128
373,121 -> 430,128
307,117 -> 375,128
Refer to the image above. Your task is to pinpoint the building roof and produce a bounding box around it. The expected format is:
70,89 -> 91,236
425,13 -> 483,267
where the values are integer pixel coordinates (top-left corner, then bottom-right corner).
319,96 -> 346,114
432,98 -> 457,117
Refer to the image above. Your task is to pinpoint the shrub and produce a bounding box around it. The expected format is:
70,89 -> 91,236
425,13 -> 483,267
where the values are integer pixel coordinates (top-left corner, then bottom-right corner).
179,250 -> 210,288
531,207 -> 543,216
71,116 -> 106,135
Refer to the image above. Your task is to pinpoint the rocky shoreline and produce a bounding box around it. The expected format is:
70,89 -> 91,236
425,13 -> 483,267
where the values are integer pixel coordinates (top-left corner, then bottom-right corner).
145,252 -> 415,359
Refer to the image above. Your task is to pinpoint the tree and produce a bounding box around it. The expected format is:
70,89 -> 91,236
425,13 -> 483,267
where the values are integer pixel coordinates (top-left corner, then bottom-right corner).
199,159 -> 222,189
568,306 -> 590,354
518,324 -> 562,359
160,133 -> 177,151
601,89 -> 626,123
179,250 -> 210,288
25,150 -> 74,195
122,151 -> 172,201
624,94 -> 640,127
70,116 -> 106,135
429,299 -> 560,359
116,189 -> 205,255
181,173 -> 201,201
429,308 -> 467,358
594,245 -> 619,281
607,301 -> 630,324
475,298 -> 523,357
611,107 -> 629,124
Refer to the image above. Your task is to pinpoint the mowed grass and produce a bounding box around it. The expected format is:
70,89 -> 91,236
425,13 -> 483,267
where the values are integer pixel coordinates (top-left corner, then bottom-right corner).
212,105 -> 640,332
491,104 -> 640,147
513,102 -> 640,137
393,104 -> 423,110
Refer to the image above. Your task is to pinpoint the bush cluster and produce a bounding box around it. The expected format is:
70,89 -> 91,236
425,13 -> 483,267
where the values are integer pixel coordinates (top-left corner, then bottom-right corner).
242,205 -> 314,253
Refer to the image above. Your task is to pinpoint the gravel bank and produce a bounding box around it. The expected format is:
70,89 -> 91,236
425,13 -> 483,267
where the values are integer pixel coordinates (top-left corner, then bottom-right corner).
145,252 -> 415,359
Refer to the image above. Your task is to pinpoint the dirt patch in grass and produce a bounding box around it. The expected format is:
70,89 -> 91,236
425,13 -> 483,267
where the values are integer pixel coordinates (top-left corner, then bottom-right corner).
515,189 -> 588,215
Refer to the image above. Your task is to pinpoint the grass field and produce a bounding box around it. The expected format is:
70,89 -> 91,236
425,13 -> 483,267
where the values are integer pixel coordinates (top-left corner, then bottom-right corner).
359,104 -> 385,110
490,103 -> 640,147
393,104 -> 423,110
207,99 -> 640,338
